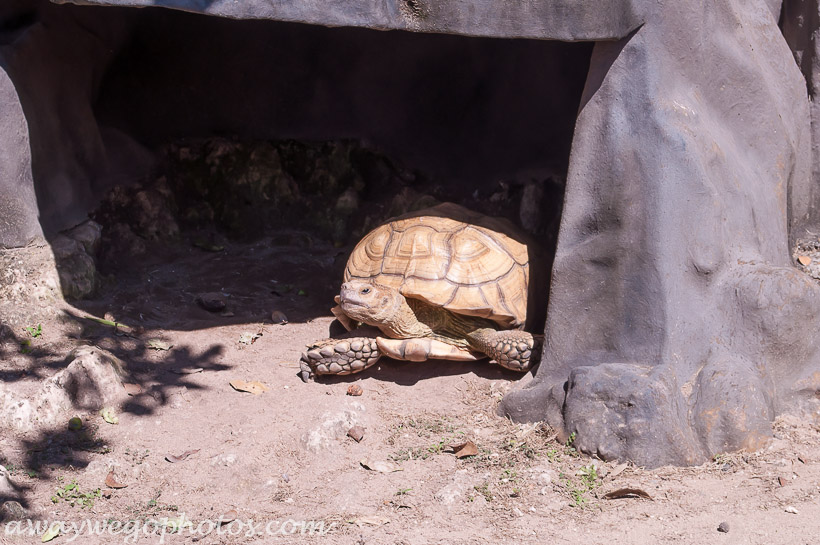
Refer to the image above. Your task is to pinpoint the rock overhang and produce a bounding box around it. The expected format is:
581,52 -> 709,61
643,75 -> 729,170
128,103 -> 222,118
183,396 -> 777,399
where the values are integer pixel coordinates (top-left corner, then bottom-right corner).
52,0 -> 645,41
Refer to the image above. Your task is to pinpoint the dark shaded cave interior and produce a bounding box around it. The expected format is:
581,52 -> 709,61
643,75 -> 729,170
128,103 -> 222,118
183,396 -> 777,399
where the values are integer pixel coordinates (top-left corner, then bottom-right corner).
85,7 -> 594,247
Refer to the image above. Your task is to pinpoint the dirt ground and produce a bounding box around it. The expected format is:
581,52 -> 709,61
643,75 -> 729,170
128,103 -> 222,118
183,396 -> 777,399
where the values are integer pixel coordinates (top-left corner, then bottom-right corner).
2,236 -> 820,545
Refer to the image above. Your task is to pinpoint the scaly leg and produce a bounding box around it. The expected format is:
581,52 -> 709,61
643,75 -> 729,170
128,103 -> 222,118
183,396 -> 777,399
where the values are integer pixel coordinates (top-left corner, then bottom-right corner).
467,328 -> 539,371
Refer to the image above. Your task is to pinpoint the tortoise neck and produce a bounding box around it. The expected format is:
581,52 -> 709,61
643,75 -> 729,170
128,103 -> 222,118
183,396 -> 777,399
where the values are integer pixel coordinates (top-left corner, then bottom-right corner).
379,296 -> 433,339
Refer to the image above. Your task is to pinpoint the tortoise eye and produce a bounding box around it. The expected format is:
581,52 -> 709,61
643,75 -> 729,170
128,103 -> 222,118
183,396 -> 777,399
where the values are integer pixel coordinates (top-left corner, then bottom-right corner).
361,287 -> 371,294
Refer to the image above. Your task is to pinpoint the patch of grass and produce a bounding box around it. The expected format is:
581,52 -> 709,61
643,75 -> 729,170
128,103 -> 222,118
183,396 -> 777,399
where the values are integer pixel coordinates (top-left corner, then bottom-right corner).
125,447 -> 150,465
463,422 -> 555,471
387,415 -> 466,461
51,479 -> 101,509
500,468 -> 518,482
560,464 -> 600,508
390,416 -> 457,439
578,464 -> 599,489
502,437 -> 539,460
389,446 -> 430,462
24,324 -> 42,338
474,482 -> 493,502
125,488 -> 179,521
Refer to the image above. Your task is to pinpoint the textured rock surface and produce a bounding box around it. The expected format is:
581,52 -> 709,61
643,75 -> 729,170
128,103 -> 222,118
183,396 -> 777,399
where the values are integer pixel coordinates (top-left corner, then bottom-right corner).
0,64 -> 41,248
300,402 -> 366,453
0,2 -> 148,241
50,220 -> 102,300
502,1 -> 820,466
0,243 -> 62,327
0,346 -> 127,432
55,0 -> 644,41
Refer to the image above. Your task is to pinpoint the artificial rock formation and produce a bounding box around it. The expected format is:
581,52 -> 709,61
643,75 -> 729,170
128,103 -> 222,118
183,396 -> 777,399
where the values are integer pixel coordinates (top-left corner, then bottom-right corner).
2,0 -> 820,466
499,1 -> 820,466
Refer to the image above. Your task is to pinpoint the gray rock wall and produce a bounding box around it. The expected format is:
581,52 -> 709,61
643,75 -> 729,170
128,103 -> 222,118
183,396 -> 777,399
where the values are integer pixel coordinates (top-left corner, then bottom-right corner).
0,64 -> 40,248
0,2 -> 149,240
502,0 -> 820,465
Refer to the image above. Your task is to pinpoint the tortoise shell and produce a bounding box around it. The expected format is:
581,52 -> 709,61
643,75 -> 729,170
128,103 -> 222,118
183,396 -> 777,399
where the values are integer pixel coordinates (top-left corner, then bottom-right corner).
344,203 -> 530,329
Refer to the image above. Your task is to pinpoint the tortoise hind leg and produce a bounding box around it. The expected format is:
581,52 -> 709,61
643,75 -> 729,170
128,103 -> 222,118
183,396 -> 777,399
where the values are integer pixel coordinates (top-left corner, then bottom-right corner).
467,328 -> 540,372
299,336 -> 381,382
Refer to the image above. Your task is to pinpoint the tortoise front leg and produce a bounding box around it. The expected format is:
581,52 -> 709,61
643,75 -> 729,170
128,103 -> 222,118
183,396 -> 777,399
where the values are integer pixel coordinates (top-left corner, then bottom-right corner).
467,329 -> 540,372
299,336 -> 382,382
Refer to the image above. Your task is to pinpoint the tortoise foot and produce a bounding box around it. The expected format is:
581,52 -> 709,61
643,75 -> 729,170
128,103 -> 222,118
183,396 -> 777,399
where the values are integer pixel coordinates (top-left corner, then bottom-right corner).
299,337 -> 381,381
468,329 -> 538,371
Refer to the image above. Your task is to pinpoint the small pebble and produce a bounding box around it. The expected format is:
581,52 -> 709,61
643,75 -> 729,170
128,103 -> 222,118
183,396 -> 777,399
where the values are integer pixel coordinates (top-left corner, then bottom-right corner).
785,505 -> 799,514
282,473 -> 290,483
197,293 -> 226,312
347,384 -> 364,396
717,522 -> 729,533
347,426 -> 365,442
271,310 -> 288,324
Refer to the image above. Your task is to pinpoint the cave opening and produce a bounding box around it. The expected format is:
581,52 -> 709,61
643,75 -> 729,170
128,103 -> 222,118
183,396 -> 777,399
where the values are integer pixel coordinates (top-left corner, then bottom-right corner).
23,3 -> 594,330
92,8 -> 593,241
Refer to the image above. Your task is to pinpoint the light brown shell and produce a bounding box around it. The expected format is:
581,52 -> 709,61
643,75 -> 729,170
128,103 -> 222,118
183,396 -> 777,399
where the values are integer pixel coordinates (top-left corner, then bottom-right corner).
344,204 -> 530,328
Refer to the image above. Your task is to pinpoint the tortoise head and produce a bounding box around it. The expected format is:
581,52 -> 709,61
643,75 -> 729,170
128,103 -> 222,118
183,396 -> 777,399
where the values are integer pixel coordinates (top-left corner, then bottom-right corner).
339,280 -> 403,327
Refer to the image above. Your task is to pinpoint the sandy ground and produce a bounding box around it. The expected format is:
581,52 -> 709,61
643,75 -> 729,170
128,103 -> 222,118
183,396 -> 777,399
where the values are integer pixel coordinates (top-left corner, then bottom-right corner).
1,236 -> 820,545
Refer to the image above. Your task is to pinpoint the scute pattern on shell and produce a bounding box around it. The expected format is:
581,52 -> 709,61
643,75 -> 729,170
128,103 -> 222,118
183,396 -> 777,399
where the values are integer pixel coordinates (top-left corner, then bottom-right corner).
345,205 -> 529,328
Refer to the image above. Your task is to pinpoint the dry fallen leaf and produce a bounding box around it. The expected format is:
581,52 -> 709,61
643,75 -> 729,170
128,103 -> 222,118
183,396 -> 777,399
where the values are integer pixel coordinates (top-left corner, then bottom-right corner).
123,383 -> 143,396
353,515 -> 390,527
608,462 -> 629,480
360,459 -> 403,473
603,488 -> 653,500
229,380 -> 269,395
219,510 -> 238,524
147,339 -> 173,351
105,471 -> 127,489
238,332 -> 262,345
163,515 -> 193,532
41,523 -> 60,543
170,367 -> 204,375
165,449 -> 200,463
100,407 -> 119,425
450,440 -> 478,459
798,255 -> 812,266
778,475 -> 788,487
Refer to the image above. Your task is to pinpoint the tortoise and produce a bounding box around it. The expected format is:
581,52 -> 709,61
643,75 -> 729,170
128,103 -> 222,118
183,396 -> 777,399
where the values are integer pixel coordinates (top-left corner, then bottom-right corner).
299,203 -> 541,381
